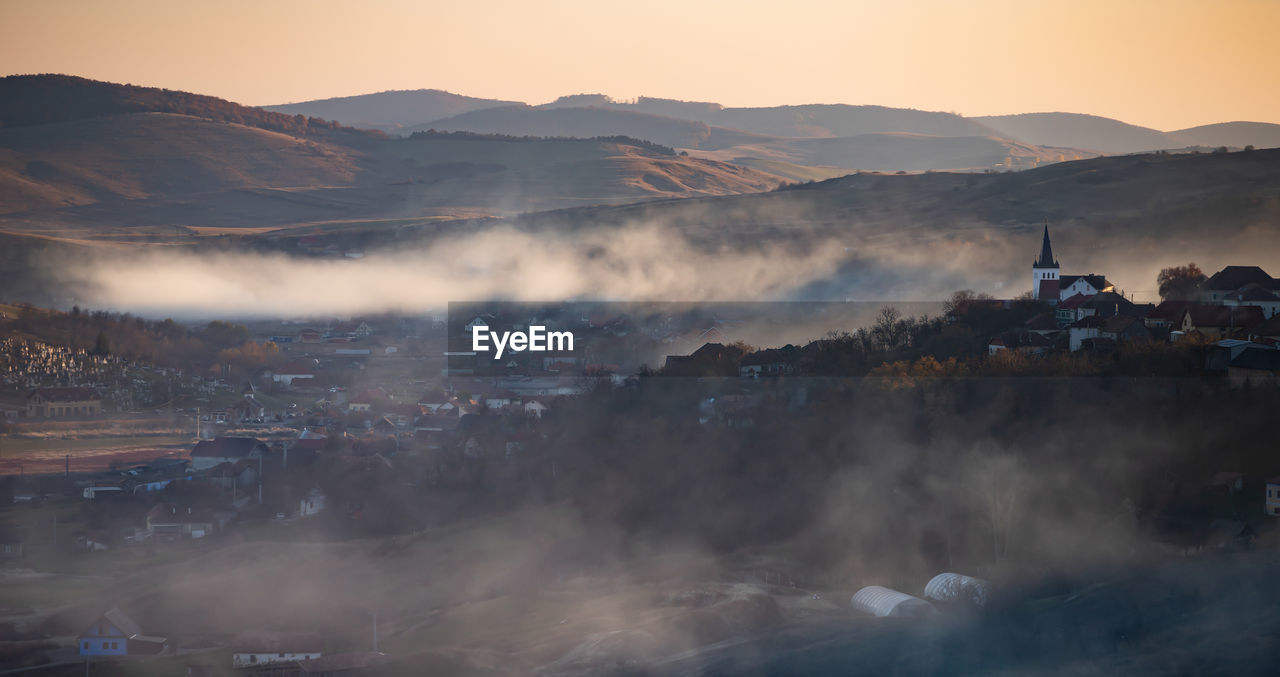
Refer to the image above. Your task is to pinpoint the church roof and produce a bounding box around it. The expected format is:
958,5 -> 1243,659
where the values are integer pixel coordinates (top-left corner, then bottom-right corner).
1034,224 -> 1057,268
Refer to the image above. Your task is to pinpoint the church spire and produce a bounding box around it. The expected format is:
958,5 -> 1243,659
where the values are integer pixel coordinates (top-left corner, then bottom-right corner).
1035,221 -> 1057,268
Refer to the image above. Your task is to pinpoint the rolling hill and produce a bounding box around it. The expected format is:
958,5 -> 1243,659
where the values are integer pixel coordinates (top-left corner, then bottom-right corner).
0,74 -> 358,138
0,112 -> 364,214
476,146 -> 1280,301
417,104 -> 1097,173
409,104 -> 771,150
264,88 -> 519,133
976,113 -> 1280,153
692,133 -> 1095,173
1169,121 -> 1280,150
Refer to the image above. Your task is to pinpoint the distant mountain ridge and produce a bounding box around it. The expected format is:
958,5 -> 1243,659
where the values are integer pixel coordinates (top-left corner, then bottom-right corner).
975,112 -> 1280,153
265,89 -> 519,133
271,88 -> 1280,156
0,74 -> 361,138
0,77 -> 788,232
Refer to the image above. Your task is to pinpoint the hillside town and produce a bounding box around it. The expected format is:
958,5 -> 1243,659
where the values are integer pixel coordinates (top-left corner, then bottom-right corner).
1,230 -> 1280,673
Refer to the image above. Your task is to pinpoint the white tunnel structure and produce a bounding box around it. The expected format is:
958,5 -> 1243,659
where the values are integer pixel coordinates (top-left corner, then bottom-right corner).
923,573 -> 990,608
850,586 -> 937,618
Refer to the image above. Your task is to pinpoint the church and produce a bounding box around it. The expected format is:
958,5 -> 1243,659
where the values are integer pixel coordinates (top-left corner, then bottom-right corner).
1032,224 -> 1114,304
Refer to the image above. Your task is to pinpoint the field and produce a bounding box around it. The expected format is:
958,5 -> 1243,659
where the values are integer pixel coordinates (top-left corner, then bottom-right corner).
0,436 -> 190,477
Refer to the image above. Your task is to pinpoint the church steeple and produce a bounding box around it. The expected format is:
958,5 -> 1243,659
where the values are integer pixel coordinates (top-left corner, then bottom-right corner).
1035,222 -> 1057,268
1031,220 -> 1060,302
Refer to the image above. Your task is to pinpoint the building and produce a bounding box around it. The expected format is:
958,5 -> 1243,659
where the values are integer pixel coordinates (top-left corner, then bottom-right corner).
191,436 -> 269,471
1221,283 -> 1280,318
26,386 -> 101,418
1180,305 -> 1265,340
1200,265 -> 1278,303
1267,477 -> 1280,517
1031,224 -> 1059,302
1058,274 -> 1115,301
1227,346 -> 1280,387
145,503 -> 215,540
1030,224 -> 1113,304
231,632 -> 324,669
296,652 -> 390,676
78,608 -> 166,657
300,488 -> 327,517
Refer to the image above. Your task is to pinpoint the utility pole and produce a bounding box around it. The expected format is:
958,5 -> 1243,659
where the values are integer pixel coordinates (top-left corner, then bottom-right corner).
66,454 -> 70,478
371,610 -> 378,652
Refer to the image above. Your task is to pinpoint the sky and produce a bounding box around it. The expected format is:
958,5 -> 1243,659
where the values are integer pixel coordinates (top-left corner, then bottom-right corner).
2,0 -> 1279,130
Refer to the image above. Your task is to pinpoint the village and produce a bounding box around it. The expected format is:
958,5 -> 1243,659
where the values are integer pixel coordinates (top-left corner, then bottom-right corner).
1,230 -> 1280,674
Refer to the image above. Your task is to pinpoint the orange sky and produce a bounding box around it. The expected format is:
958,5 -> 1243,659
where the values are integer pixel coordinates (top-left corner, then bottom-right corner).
2,0 -> 1278,130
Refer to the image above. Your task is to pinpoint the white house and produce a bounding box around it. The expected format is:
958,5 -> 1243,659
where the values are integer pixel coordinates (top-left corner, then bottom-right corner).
1058,274 -> 1114,301
300,488 -> 327,517
1267,477 -> 1280,517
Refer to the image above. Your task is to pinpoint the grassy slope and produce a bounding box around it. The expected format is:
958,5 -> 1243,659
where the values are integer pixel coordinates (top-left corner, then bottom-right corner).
0,113 -> 364,214
0,117 -> 786,234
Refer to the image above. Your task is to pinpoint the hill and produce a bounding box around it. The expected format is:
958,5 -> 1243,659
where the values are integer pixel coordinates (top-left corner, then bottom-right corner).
1169,121 -> 1280,150
417,104 -> 1093,173
264,88 -> 519,133
973,112 -> 1174,153
0,112 -> 364,215
693,132 -> 1095,173
0,74 -> 358,138
538,95 -> 1000,139
976,113 -> 1280,153
412,104 -> 771,150
0,114 -> 784,237
484,147 -> 1280,300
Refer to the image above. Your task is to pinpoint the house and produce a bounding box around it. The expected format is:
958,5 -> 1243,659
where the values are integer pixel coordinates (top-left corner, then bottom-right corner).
1221,283 -> 1280,318
300,488 -> 327,517
739,345 -> 801,377
297,328 -> 323,343
1252,312 -> 1280,342
78,608 -> 166,657
523,399 -> 550,418
297,652 -> 390,676
191,437 -> 269,470
205,460 -> 258,492
1022,313 -> 1061,337
1200,265 -> 1278,303
1144,300 -> 1193,330
1180,305 -> 1265,340
988,330 -> 1053,355
663,342 -> 746,376
272,362 -> 319,387
234,395 -> 266,421
1067,316 -> 1105,351
231,632 -> 323,669
1227,346 -> 1280,387
1100,314 -> 1152,344
1266,477 -> 1280,517
26,386 -> 101,418
145,503 -> 215,540
1058,274 -> 1114,301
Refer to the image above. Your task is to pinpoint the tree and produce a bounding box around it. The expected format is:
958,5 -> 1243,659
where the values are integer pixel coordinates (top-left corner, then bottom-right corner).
943,289 -> 994,317
1157,263 -> 1206,301
92,331 -> 110,356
